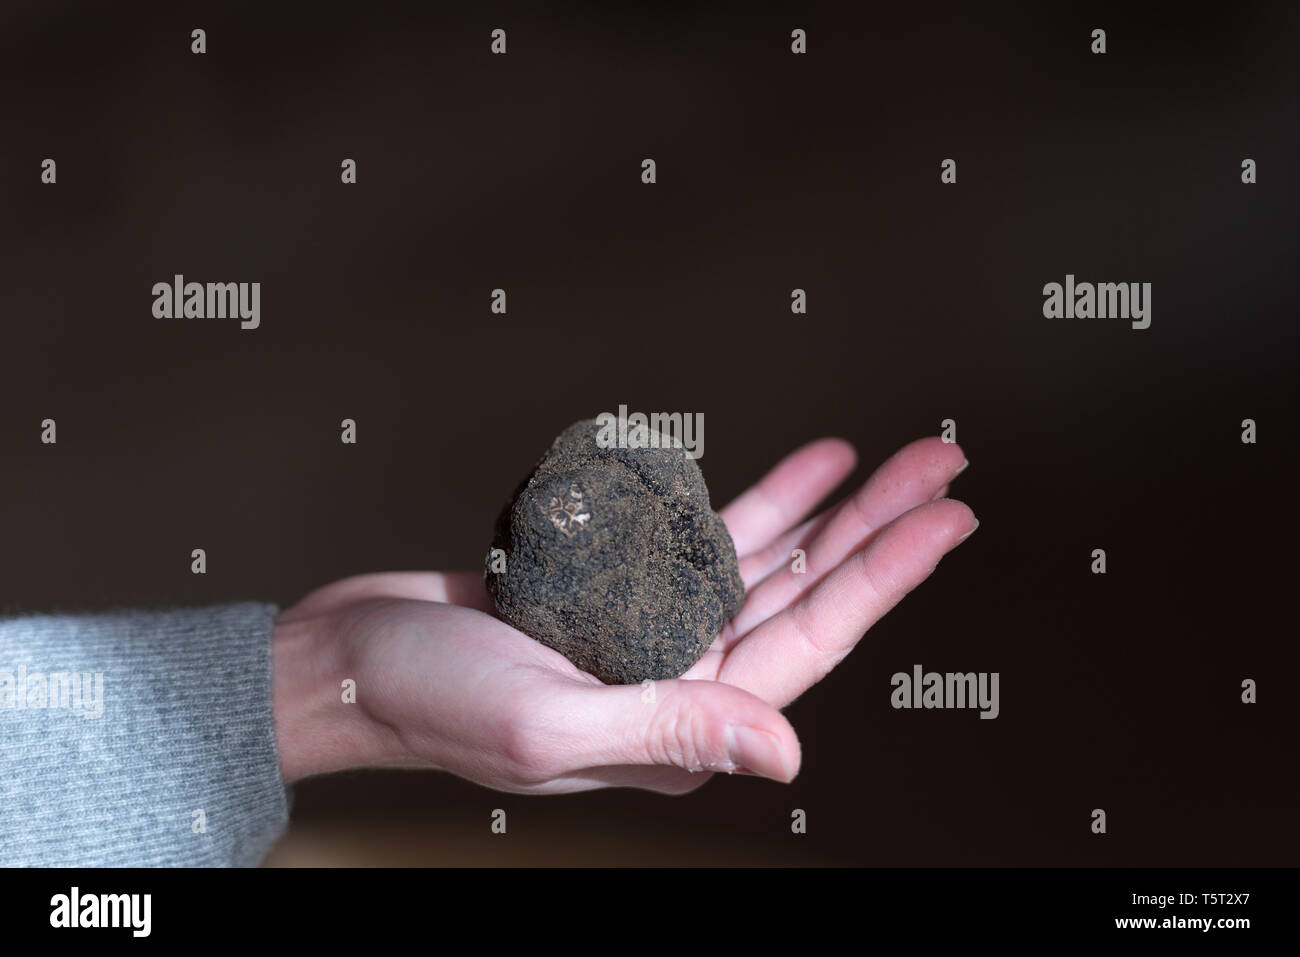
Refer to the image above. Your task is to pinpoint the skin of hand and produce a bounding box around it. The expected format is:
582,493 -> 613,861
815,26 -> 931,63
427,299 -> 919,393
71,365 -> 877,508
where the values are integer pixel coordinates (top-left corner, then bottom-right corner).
270,436 -> 976,793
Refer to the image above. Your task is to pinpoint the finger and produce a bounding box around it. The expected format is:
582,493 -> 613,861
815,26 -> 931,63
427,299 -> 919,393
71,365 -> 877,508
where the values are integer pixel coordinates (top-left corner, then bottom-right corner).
736,508 -> 835,586
282,570 -> 492,621
724,438 -> 966,641
738,443 -> 965,600
719,438 -> 857,558
719,498 -> 977,708
560,678 -> 802,782
529,764 -> 714,796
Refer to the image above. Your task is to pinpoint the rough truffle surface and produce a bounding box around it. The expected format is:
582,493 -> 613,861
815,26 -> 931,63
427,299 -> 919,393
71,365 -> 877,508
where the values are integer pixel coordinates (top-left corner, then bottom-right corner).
485,418 -> 744,684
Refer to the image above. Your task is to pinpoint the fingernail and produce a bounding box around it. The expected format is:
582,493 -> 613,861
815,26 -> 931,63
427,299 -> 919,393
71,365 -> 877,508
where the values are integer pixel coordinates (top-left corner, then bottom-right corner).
953,458 -> 970,479
956,518 -> 979,544
726,726 -> 793,782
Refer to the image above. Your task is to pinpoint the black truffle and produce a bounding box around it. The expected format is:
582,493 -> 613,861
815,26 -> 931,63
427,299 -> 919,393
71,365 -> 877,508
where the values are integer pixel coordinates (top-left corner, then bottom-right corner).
485,418 -> 744,684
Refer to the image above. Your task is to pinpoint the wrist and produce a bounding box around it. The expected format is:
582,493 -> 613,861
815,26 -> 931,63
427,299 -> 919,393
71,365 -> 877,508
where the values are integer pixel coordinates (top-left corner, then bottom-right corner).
270,611 -> 394,784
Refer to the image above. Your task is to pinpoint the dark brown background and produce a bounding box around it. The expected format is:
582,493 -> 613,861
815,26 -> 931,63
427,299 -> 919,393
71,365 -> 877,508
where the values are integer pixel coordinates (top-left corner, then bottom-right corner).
2,1 -> 1297,865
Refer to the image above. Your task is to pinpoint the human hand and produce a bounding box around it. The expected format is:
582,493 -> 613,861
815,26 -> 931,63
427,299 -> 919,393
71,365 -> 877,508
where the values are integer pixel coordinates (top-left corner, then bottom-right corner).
270,436 -> 976,794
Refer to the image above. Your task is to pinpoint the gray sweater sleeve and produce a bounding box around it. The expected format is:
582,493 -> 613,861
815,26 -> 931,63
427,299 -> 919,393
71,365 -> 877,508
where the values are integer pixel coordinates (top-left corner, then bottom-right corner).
0,602 -> 291,867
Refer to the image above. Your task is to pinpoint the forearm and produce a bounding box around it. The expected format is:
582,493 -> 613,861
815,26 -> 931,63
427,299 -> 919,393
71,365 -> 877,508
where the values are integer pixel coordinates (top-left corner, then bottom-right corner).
0,603 -> 289,867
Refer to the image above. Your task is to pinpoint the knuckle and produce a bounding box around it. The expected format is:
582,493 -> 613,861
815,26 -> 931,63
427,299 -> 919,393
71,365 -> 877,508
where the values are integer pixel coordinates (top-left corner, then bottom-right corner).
498,700 -> 558,785
853,543 -> 890,607
846,485 -> 876,533
644,693 -> 712,772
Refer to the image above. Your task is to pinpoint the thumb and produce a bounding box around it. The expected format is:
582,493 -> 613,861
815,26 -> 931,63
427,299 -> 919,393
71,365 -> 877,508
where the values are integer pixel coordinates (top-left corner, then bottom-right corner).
564,678 -> 802,782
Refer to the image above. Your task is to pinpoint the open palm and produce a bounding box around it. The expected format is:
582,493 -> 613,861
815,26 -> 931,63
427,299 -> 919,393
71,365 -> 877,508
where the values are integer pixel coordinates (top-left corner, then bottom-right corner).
272,436 -> 975,794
